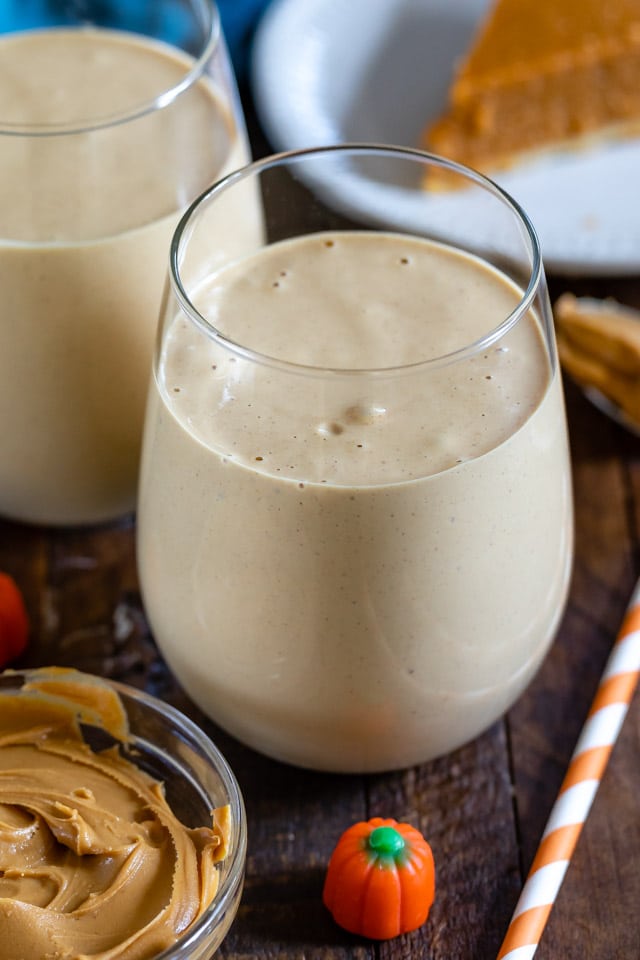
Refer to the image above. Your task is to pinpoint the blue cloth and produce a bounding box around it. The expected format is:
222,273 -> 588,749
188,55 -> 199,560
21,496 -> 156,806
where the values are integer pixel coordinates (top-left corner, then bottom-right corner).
218,0 -> 273,82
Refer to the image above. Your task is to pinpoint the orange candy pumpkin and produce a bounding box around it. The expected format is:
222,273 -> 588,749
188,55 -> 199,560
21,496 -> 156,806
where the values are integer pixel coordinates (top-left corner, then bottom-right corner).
322,817 -> 435,940
0,572 -> 29,669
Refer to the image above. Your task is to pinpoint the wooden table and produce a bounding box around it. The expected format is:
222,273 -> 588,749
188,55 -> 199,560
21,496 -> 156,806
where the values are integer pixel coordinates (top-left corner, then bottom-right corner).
1,126 -> 639,957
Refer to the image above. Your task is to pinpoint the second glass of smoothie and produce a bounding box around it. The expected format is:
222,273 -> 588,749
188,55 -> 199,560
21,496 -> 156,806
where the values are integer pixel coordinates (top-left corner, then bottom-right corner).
137,145 -> 574,773
0,0 -> 249,526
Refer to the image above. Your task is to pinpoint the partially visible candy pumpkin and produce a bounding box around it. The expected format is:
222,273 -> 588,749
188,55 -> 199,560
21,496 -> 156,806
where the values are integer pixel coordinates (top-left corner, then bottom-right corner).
322,817 -> 435,940
0,572 -> 29,669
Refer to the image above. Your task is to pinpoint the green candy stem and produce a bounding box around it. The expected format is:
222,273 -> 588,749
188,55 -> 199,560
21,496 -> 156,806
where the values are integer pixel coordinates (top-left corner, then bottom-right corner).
367,825 -> 406,864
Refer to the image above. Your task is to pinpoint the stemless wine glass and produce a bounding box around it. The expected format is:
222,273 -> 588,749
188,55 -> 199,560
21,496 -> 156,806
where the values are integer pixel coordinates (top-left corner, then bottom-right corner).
137,145 -> 574,773
0,0 -> 249,526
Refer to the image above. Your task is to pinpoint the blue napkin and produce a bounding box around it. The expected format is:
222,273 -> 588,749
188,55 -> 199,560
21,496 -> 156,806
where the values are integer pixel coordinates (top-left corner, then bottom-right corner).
218,0 -> 273,82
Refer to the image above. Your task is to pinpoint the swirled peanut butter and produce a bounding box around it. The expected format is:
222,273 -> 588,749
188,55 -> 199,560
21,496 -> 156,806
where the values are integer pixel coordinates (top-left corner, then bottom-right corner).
0,668 -> 230,960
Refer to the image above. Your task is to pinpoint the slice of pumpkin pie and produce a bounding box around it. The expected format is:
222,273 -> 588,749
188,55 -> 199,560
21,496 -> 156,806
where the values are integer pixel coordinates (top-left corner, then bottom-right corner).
422,0 -> 640,180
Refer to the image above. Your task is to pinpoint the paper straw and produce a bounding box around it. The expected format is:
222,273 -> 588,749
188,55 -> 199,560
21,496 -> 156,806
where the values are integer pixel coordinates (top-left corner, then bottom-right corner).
497,578 -> 640,960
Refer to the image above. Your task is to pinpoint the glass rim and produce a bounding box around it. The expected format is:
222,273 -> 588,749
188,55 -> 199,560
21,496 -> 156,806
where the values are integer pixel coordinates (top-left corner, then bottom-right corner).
169,143 -> 545,380
1,667 -> 247,958
0,0 -> 221,137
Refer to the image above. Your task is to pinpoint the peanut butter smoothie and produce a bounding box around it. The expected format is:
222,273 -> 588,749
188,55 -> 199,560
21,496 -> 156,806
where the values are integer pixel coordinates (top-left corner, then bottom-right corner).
0,668 -> 231,959
137,230 -> 573,772
0,25 -> 248,525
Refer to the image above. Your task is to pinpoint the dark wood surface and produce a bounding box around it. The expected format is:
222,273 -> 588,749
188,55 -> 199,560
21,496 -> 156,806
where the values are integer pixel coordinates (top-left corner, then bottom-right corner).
1,111 -> 639,958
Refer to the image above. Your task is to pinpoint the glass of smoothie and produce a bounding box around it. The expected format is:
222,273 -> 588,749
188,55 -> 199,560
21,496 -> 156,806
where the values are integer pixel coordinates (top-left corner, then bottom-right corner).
137,145 -> 574,773
0,0 -> 249,526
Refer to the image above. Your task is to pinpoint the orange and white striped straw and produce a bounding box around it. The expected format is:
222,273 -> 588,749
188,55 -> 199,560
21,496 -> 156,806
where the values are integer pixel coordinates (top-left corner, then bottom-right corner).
497,577 -> 640,960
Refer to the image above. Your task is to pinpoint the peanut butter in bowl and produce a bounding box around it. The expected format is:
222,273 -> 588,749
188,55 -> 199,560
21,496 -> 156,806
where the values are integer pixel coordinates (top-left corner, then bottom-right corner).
0,667 -> 246,960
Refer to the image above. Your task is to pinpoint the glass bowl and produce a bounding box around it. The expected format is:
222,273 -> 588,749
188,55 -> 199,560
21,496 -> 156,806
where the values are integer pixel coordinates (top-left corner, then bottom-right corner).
0,667 -> 246,960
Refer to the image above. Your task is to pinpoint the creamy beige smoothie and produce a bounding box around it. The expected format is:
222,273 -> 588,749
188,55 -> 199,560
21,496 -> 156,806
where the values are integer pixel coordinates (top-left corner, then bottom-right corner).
137,230 -> 573,772
0,26 -> 248,525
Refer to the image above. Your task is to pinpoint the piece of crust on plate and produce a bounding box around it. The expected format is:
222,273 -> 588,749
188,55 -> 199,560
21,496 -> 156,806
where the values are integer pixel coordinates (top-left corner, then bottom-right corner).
554,292 -> 640,429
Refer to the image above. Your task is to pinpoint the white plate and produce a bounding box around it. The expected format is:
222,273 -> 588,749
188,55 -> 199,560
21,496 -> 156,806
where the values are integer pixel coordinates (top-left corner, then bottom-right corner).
251,0 -> 640,276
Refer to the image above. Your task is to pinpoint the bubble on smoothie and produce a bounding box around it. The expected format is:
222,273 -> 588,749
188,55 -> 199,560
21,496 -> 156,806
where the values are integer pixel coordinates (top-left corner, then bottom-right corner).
316,421 -> 345,438
315,404 -> 387,438
344,404 -> 387,425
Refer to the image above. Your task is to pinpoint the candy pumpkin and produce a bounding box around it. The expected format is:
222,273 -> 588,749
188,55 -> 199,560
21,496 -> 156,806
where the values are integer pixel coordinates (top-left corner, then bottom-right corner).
322,817 -> 435,940
0,572 -> 29,668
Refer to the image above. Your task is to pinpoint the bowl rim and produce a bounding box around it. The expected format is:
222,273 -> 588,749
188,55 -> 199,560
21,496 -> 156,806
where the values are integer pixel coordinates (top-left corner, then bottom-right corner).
108,676 -> 247,957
